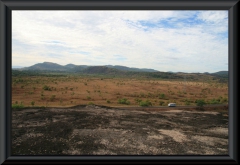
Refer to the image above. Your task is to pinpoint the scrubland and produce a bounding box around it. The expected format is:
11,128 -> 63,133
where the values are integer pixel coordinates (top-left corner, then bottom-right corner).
12,75 -> 228,108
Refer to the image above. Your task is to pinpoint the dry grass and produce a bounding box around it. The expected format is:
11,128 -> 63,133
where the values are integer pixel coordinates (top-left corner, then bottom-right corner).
12,76 -> 228,107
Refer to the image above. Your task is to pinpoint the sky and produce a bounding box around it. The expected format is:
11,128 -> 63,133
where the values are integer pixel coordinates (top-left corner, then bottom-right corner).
12,10 -> 228,73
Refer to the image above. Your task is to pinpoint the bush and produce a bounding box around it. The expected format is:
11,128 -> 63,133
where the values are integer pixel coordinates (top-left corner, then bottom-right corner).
88,102 -> 94,105
159,101 -> 165,106
135,98 -> 142,104
209,99 -> 220,104
12,102 -> 24,109
43,85 -> 51,91
159,93 -> 165,99
195,99 -> 206,108
31,101 -> 35,107
118,98 -> 130,105
139,100 -> 152,107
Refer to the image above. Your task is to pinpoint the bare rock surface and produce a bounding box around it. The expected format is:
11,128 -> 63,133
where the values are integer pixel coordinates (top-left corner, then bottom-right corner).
12,105 -> 228,155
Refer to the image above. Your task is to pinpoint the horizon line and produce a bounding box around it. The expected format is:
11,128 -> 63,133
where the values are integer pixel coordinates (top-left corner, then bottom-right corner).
11,61 -> 228,74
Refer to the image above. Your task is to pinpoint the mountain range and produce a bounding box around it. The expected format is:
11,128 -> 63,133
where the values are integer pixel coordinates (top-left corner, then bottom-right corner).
16,62 -> 160,72
12,62 -> 228,81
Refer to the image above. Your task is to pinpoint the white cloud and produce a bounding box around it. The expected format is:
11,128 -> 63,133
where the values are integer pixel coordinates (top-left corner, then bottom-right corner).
12,10 -> 228,73
197,10 -> 228,23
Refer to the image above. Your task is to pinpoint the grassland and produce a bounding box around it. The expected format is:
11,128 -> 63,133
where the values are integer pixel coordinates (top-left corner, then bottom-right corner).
11,72 -> 229,155
12,74 -> 228,108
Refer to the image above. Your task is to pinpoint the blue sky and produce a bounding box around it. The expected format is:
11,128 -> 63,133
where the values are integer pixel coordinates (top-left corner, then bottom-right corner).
12,10 -> 228,73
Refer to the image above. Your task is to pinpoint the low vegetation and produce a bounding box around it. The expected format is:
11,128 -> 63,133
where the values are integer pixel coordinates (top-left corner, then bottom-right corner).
118,98 -> 130,105
195,99 -> 206,108
12,71 -> 228,107
12,102 -> 24,109
139,100 -> 152,107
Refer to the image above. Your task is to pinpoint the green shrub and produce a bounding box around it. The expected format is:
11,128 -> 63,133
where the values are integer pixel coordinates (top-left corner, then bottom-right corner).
88,102 -> 94,105
195,99 -> 206,107
209,99 -> 220,104
139,100 -> 152,107
43,85 -> 51,91
31,101 -> 35,107
159,93 -> 165,99
118,98 -> 130,105
135,98 -> 142,104
106,100 -> 111,103
12,102 -> 24,109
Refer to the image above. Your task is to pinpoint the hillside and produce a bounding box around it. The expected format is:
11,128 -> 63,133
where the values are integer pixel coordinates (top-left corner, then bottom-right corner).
211,71 -> 228,78
18,62 -> 159,73
105,65 -> 159,72
81,66 -> 121,74
13,62 -> 228,82
21,62 -> 67,71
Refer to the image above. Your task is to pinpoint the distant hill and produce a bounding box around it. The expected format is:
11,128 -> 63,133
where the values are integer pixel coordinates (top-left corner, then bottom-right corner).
212,71 -> 228,76
64,64 -> 77,68
105,65 -> 159,72
13,62 -> 228,82
21,62 -> 67,71
81,66 -> 121,75
18,62 -> 159,73
69,65 -> 90,72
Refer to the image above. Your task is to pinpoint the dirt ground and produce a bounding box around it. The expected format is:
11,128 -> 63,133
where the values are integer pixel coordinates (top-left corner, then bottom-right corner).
12,105 -> 228,155
12,76 -> 228,107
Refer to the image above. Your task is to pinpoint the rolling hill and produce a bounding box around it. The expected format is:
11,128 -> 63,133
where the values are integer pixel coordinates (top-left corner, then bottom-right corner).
13,62 -> 228,82
21,62 -> 67,71
18,62 -> 160,73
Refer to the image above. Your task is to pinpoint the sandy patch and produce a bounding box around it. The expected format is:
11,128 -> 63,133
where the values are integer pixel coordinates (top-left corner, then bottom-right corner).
158,129 -> 188,142
191,135 -> 228,146
165,110 -> 184,113
207,127 -> 228,135
147,135 -> 164,140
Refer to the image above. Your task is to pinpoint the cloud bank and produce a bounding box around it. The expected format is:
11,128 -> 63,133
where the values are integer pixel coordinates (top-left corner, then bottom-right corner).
12,10 -> 228,73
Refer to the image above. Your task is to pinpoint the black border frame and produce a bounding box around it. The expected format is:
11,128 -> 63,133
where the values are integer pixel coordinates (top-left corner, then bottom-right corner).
0,0 -> 239,164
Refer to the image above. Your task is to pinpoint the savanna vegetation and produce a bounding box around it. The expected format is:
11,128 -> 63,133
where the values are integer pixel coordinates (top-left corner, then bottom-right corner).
12,70 -> 228,108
